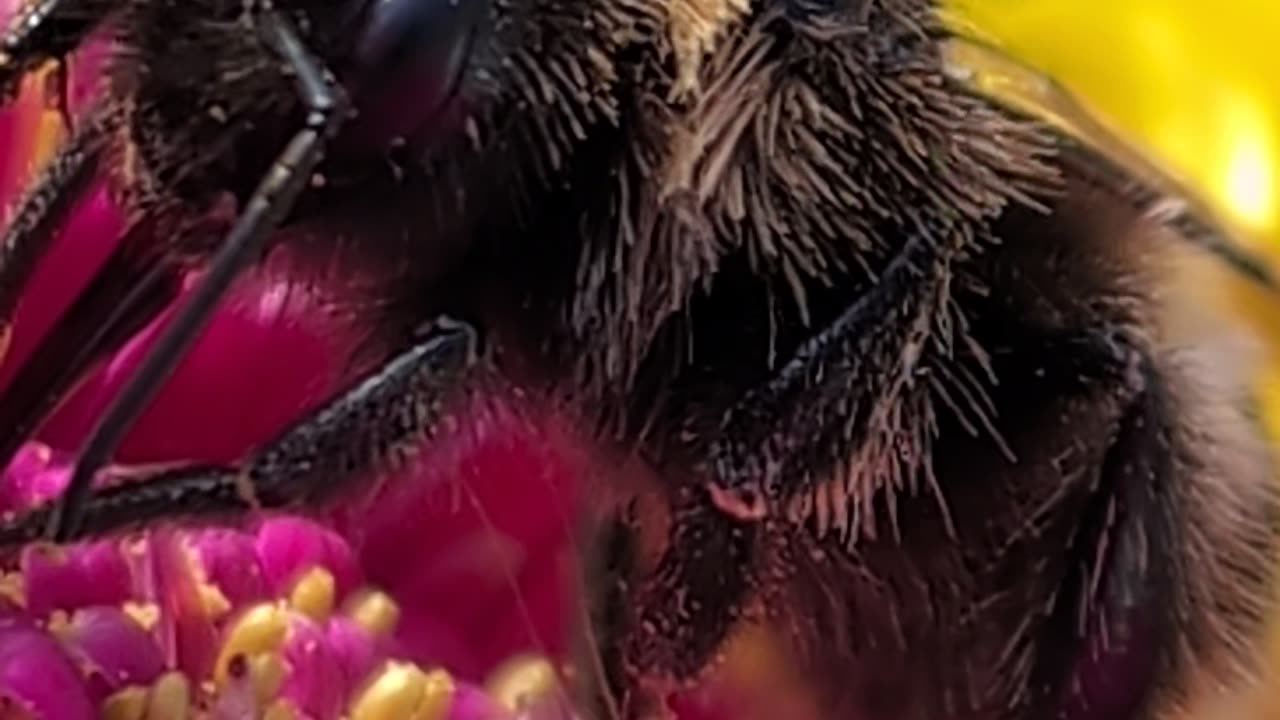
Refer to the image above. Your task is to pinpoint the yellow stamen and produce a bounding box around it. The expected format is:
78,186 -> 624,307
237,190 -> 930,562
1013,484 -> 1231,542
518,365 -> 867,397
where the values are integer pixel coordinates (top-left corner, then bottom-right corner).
348,662 -> 455,720
486,654 -> 561,712
145,672 -> 191,720
101,686 -> 147,720
345,590 -> 400,638
249,652 -> 288,705
417,669 -> 456,720
45,609 -> 71,639
214,602 -> 289,687
288,566 -> 336,621
0,572 -> 25,608
123,602 -> 160,632
197,581 -> 232,621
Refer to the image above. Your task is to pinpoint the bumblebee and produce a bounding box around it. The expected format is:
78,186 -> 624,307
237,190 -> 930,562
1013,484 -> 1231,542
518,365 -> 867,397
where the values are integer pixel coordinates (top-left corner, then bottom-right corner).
0,0 -> 1275,717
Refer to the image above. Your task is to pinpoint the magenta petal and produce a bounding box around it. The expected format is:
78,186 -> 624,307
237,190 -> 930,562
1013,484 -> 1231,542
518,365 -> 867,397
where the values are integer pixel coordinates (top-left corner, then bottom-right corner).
0,443 -> 71,514
62,606 -> 165,699
20,541 -> 132,617
280,617 -> 345,720
255,518 -> 362,598
449,684 -> 513,720
0,624 -> 95,720
188,529 -> 268,607
209,660 -> 260,720
389,607 -> 476,678
0,182 -> 124,398
324,617 -> 385,701
142,532 -> 218,678
348,410 -> 582,678
40,270 -> 358,467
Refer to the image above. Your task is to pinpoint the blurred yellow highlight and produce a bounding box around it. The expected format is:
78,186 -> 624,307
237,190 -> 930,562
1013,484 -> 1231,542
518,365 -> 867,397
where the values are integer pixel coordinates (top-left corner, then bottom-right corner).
952,0 -> 1280,241
1219,94 -> 1275,229
0,65 -> 65,214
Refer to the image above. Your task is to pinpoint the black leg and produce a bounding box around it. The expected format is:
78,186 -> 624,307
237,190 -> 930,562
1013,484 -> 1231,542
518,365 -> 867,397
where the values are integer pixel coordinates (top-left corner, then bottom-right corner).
612,229 -> 958,694
701,226 -> 958,532
0,0 -> 117,101
0,318 -> 478,546
620,274 -> 1154,705
45,8 -> 350,541
625,487 -> 758,679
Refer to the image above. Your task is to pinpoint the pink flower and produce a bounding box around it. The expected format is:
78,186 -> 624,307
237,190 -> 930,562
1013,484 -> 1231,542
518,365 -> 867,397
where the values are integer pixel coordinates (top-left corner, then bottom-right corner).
0,10 -> 587,716
0,460 -> 566,718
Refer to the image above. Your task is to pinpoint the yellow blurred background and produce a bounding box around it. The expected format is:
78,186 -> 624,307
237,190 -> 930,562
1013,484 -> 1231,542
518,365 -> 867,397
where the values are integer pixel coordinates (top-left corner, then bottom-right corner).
954,0 -> 1280,241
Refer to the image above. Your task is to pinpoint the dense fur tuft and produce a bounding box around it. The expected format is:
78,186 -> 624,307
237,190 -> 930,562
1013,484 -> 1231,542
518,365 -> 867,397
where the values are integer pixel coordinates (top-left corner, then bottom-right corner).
566,0 -> 1058,404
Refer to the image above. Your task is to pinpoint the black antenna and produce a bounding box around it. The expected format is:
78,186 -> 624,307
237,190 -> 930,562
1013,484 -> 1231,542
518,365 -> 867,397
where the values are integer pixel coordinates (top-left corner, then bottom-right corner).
45,8 -> 347,540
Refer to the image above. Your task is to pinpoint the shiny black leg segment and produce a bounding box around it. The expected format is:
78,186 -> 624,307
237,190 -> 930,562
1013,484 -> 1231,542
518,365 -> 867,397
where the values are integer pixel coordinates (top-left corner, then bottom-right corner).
0,319 -> 478,547
0,0 -> 117,99
46,8 -> 350,541
625,488 -> 758,680
704,228 -> 955,514
612,234 -> 956,693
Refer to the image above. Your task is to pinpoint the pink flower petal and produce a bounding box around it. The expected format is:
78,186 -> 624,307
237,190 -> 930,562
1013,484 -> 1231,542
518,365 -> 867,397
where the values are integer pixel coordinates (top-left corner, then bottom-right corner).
255,517 -> 363,599
449,683 -> 515,720
343,407 -> 583,678
62,605 -> 166,699
0,182 -> 125,397
142,532 -> 219,678
40,270 -> 356,466
0,443 -> 71,513
0,623 -> 95,720
281,616 -> 346,720
20,540 -> 132,617
188,528 -> 268,607
324,616 -> 387,701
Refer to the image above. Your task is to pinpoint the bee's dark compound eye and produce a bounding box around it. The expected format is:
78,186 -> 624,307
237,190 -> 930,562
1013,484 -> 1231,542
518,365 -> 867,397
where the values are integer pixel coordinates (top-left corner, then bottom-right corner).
345,0 -> 487,146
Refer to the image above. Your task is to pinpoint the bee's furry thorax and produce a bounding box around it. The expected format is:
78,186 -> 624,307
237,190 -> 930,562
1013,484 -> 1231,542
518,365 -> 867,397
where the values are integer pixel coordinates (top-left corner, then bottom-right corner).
554,0 -> 1060,401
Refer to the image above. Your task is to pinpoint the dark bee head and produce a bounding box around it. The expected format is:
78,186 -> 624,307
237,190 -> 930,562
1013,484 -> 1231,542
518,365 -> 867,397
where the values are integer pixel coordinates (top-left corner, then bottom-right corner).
307,0 -> 657,157
339,0 -> 488,146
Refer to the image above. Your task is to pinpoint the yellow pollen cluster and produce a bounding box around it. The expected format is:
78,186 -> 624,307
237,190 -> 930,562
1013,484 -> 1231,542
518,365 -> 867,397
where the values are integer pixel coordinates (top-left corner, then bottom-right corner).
97,566 -> 416,719
345,588 -> 401,638
38,559 -> 569,719
288,566 -> 336,621
349,663 -> 455,720
486,654 -> 563,713
102,672 -> 193,720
